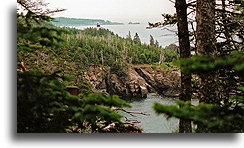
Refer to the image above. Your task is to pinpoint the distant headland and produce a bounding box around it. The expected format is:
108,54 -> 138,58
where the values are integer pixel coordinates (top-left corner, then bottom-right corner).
51,17 -> 124,26
128,22 -> 140,25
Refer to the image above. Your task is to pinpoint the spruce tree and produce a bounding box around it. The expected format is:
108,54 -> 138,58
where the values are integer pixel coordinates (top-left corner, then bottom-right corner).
17,0 -> 67,51
149,35 -> 155,46
155,40 -> 159,47
175,0 -> 192,133
196,0 -> 218,104
152,0 -> 243,133
126,31 -> 132,41
133,32 -> 141,44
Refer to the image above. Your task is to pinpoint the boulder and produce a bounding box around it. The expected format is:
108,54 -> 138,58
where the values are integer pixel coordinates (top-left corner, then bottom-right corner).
106,74 -> 127,97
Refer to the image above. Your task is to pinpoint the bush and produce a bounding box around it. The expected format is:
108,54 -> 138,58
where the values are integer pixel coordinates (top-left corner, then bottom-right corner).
17,70 -> 79,132
17,70 -> 132,133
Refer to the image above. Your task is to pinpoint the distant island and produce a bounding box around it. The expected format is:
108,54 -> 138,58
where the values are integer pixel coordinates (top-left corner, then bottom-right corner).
51,17 -> 124,26
128,22 -> 140,25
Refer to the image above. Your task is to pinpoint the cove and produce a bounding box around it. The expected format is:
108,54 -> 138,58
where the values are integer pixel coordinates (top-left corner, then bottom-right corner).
120,93 -> 198,133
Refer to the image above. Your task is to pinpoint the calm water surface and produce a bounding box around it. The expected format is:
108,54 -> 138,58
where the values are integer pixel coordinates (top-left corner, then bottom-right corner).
120,93 -> 198,133
76,24 -> 178,47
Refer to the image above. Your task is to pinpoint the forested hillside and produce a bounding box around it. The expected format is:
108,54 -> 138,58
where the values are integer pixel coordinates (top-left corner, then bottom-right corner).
18,27 -> 178,91
17,0 -> 179,133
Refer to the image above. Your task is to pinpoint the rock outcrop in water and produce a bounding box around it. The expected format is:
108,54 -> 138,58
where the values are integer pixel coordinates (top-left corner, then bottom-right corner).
84,65 -> 181,98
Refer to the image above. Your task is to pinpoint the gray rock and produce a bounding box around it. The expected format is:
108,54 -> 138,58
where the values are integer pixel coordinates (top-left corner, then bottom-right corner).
84,65 -> 181,98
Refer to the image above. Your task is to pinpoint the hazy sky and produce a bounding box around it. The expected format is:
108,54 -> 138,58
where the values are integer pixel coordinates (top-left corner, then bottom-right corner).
45,0 -> 175,23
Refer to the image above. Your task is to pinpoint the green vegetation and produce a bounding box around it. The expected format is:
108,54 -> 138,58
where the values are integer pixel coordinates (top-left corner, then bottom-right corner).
51,17 -> 123,26
153,52 -> 243,132
152,0 -> 243,133
60,27 -> 172,66
17,0 -> 180,133
17,70 -> 75,132
18,26 -> 179,84
17,0 -> 154,133
16,0 -> 243,133
17,70 -> 135,132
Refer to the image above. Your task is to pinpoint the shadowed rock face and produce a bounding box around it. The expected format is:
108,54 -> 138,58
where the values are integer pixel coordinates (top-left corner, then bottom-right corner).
85,65 -> 181,98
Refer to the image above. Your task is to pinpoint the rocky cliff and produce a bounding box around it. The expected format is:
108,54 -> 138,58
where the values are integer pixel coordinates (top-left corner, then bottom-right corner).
84,65 -> 181,98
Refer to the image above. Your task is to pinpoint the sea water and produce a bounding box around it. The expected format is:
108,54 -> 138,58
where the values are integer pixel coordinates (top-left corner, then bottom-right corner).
76,23 -> 178,47
120,93 -> 179,133
119,93 -> 199,133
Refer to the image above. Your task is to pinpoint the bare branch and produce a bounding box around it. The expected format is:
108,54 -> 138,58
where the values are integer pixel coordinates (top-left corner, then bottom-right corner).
112,107 -> 150,117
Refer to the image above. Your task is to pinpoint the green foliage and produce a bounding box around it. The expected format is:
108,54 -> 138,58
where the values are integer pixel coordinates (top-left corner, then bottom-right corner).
17,70 -> 81,132
150,0 -> 243,133
17,71 -> 132,133
161,13 -> 177,26
81,27 -> 115,37
159,62 -> 174,69
58,27 -> 177,66
133,32 -> 141,44
74,93 -> 131,132
17,47 -> 91,93
17,10 -> 68,51
18,26 -> 179,91
149,35 -> 155,46
126,31 -> 132,41
153,51 -> 243,133
175,51 -> 243,74
110,59 -> 128,79
153,95 -> 243,133
162,48 -> 180,63
148,13 -> 177,28
17,0 -> 133,133
81,94 -> 130,108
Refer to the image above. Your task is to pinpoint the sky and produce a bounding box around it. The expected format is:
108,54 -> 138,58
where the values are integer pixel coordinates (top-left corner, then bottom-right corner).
45,0 -> 175,23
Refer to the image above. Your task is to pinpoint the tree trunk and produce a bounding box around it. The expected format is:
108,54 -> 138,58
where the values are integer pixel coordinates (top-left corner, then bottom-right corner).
196,0 -> 216,55
196,0 -> 219,104
175,0 -> 192,133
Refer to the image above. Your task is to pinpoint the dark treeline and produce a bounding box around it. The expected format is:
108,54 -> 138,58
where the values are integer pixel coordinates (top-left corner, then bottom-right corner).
61,27 -> 178,65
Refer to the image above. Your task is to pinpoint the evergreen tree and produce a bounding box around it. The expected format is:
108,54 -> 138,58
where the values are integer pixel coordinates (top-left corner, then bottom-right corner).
133,32 -> 141,44
152,0 -> 243,133
196,0 -> 219,104
175,0 -> 192,133
149,35 -> 155,46
155,40 -> 159,47
17,0 -> 67,51
126,31 -> 132,41
153,51 -> 243,133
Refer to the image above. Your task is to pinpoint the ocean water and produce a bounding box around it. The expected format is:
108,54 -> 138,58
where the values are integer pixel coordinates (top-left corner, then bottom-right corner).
121,94 -> 179,133
120,94 -> 199,133
76,23 -> 178,47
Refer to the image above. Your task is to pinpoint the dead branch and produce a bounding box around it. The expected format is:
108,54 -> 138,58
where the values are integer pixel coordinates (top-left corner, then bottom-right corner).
112,107 -> 150,117
122,116 -> 141,125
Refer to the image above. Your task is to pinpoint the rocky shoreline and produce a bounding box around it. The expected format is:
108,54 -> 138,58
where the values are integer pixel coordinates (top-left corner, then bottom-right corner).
84,65 -> 181,98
